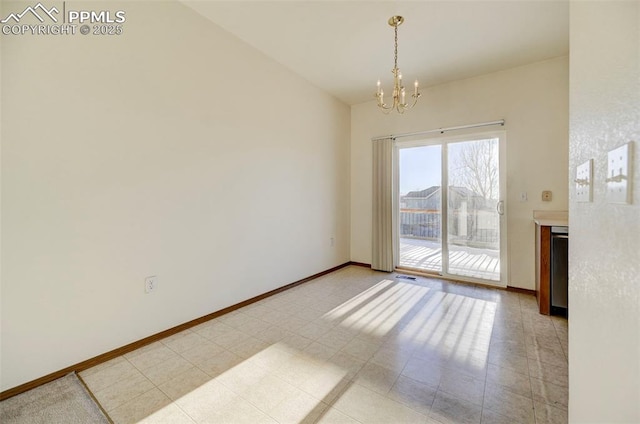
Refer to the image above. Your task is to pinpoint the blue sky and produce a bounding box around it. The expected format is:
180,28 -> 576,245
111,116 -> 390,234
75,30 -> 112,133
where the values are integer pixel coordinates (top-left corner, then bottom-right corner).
399,145 -> 441,195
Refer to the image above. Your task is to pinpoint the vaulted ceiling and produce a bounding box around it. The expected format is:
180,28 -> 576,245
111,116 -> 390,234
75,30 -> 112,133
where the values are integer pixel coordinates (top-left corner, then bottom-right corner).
182,1 -> 569,105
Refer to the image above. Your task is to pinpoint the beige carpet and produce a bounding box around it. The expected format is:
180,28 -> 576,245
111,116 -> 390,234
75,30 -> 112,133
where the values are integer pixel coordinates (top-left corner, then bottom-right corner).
0,373 -> 111,424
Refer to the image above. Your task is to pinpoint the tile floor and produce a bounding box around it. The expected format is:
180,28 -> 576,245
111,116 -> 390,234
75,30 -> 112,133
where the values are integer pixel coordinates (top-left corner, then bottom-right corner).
80,266 -> 568,424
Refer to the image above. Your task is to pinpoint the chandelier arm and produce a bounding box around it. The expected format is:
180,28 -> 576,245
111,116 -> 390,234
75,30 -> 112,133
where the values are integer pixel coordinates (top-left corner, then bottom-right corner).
404,94 -> 421,110
376,98 -> 394,111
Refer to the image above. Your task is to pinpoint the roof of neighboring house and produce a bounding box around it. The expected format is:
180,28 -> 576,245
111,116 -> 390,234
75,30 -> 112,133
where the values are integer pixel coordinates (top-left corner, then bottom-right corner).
402,186 -> 481,199
403,186 -> 440,199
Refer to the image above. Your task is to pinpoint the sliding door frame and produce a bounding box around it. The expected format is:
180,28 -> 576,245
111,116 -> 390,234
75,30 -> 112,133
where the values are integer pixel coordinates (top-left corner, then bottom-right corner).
393,130 -> 508,287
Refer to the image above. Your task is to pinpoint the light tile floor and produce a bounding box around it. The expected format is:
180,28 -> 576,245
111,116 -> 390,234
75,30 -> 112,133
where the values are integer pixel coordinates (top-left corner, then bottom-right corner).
80,266 -> 568,424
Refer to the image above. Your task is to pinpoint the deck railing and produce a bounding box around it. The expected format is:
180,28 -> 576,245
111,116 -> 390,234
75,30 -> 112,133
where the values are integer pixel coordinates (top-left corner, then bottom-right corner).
400,208 -> 499,248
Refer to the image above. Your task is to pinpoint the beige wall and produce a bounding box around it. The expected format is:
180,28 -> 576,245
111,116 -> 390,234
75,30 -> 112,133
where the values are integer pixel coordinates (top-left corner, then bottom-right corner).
0,1 -> 350,391
569,2 -> 640,422
350,57 -> 569,289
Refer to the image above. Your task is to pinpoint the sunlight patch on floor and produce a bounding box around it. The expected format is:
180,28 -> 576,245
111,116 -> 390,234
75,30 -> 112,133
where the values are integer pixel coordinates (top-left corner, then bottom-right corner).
324,280 -> 431,337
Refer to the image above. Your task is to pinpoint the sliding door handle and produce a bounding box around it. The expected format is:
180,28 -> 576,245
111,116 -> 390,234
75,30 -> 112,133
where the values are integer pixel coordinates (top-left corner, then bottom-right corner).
496,200 -> 505,216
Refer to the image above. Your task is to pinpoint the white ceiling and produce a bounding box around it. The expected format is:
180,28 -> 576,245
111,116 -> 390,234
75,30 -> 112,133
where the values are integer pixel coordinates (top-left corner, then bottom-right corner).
181,1 -> 569,105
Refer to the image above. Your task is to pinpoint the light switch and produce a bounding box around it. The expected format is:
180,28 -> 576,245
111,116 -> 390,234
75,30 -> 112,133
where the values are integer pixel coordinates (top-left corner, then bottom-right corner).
575,159 -> 593,202
606,142 -> 633,204
542,190 -> 552,201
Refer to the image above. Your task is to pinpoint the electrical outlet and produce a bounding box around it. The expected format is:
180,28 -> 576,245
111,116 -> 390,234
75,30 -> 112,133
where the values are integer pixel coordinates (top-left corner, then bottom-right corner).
542,190 -> 552,201
145,276 -> 157,294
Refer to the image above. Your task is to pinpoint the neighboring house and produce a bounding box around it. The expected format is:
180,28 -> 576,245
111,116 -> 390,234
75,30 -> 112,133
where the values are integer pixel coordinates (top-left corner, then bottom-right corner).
400,186 -> 498,247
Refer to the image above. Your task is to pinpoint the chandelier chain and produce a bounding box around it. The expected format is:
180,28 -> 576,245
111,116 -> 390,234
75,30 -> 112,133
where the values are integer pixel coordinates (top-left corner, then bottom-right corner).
394,24 -> 398,71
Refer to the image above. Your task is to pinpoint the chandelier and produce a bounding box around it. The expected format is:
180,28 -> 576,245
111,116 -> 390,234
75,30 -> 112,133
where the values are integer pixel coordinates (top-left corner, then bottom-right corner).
375,16 -> 421,114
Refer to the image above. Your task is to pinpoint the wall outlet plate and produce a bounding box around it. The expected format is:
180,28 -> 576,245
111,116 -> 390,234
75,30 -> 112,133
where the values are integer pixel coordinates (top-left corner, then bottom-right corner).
575,159 -> 593,202
145,276 -> 157,293
606,142 -> 633,204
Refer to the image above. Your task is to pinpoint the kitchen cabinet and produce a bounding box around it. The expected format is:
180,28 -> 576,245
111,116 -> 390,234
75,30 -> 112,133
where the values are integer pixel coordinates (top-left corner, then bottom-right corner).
535,224 -> 551,315
534,211 -> 568,315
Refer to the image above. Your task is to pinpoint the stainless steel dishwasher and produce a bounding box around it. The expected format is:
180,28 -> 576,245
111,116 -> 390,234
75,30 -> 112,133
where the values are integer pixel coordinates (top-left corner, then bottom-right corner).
550,226 -> 568,316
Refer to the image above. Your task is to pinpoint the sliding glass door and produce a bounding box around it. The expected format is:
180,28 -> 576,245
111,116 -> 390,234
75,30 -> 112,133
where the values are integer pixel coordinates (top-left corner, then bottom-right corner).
396,132 -> 506,286
398,145 -> 443,273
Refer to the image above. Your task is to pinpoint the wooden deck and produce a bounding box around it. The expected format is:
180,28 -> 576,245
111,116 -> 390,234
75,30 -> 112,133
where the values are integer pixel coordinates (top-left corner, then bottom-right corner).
399,237 -> 500,281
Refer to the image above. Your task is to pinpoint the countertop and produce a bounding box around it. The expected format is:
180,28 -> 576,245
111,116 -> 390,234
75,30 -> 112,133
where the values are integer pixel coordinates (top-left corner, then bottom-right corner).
533,210 -> 568,227
534,219 -> 569,227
